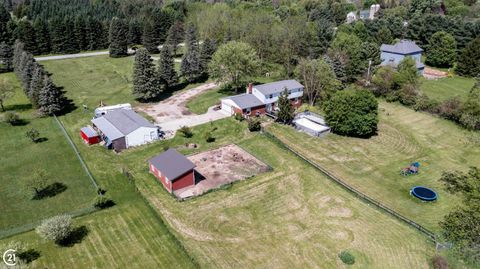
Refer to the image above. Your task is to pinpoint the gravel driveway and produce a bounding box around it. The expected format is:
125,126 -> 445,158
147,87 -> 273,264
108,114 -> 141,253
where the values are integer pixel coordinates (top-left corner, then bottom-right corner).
136,82 -> 229,137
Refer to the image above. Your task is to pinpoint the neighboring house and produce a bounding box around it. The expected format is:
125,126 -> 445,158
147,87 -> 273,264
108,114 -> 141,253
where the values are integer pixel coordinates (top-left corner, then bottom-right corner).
380,40 -> 425,74
149,149 -> 196,193
346,11 -> 357,23
221,79 -> 304,117
91,109 -> 160,152
347,4 -> 380,23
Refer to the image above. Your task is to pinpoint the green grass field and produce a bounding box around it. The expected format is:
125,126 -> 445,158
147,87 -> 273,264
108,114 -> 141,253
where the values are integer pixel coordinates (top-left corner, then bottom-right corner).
0,73 -> 96,232
123,129 -> 433,268
5,55 -> 473,268
267,101 -> 480,232
420,76 -> 475,102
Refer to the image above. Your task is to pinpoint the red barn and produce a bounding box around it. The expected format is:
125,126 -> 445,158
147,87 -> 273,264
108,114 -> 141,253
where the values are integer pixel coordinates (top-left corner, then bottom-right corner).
148,149 -> 196,193
80,126 -> 100,145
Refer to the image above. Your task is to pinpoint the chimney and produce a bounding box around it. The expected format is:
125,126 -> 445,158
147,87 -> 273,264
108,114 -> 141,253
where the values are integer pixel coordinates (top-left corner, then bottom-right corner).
247,83 -> 253,94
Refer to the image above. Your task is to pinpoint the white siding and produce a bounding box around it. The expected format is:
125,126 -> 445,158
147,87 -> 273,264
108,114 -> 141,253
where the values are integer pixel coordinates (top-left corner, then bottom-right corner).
253,87 -> 303,104
125,127 -> 159,148
221,99 -> 238,115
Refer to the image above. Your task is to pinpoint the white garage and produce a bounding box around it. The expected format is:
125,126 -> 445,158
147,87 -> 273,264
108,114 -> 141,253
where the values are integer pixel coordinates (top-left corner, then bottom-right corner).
220,99 -> 237,115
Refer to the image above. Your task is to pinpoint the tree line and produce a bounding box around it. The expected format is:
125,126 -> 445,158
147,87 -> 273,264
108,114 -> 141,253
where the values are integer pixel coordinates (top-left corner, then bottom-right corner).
132,24 -> 216,101
12,40 -> 66,115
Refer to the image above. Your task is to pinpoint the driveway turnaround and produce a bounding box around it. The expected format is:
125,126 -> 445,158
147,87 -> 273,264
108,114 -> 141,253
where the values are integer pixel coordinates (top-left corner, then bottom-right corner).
137,82 -> 229,138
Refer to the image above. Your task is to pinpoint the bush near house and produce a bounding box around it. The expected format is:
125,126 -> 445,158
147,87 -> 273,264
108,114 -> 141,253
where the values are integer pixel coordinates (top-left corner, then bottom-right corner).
247,118 -> 261,132
324,87 -> 378,137
178,126 -> 193,138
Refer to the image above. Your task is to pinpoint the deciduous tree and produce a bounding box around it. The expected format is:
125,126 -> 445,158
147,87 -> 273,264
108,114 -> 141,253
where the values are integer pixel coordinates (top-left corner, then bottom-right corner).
295,58 -> 340,105
426,31 -> 457,68
0,77 -> 13,111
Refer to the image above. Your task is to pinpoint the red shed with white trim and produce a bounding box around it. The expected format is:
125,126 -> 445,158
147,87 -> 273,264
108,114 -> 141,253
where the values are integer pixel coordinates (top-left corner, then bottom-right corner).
80,126 -> 100,145
148,149 -> 196,193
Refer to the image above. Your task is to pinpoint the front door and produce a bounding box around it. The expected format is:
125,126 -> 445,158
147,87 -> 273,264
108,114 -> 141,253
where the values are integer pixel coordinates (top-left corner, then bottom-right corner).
266,103 -> 272,112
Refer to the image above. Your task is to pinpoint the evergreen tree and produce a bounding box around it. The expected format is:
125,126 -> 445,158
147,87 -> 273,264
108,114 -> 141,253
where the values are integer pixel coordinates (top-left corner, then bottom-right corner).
18,51 -> 34,92
456,38 -> 480,77
199,38 -> 216,78
28,63 -> 45,108
38,76 -> 65,115
277,88 -> 294,123
108,17 -> 128,58
0,3 -> 11,44
166,21 -> 184,56
132,48 -> 160,101
0,41 -> 13,72
180,24 -> 201,83
62,17 -> 79,54
152,8 -> 173,44
14,20 -> 37,54
49,17 -> 66,54
33,18 -> 51,55
157,44 -> 177,87
74,16 -> 87,51
376,26 -> 393,45
426,31 -> 457,68
142,20 -> 159,54
12,40 -> 24,73
127,19 -> 142,46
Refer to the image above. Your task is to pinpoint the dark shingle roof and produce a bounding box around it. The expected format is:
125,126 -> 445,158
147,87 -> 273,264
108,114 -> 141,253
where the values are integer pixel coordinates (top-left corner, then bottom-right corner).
149,149 -> 196,181
254,79 -> 304,96
227,94 -> 264,109
380,40 -> 423,55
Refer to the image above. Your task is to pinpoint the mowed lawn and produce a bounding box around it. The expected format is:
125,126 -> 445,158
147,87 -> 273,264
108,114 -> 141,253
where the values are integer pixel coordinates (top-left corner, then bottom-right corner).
0,73 -> 95,232
267,101 -> 480,232
123,129 -> 433,268
420,76 -> 475,102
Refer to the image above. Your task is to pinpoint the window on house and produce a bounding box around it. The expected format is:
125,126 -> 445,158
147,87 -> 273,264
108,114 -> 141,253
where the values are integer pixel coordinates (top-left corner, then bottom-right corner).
269,94 -> 273,99
246,108 -> 252,114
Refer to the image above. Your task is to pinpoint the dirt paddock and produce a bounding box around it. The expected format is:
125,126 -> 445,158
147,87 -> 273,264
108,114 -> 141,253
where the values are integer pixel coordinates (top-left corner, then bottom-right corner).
174,144 -> 270,199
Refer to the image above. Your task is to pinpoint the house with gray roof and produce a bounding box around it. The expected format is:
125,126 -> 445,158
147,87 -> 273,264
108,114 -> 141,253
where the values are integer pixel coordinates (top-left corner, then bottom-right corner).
91,109 -> 160,152
148,149 -> 196,193
380,40 -> 425,74
220,79 -> 304,116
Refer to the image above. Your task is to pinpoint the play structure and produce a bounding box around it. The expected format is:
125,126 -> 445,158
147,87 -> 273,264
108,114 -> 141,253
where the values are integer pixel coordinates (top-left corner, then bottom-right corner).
411,186 -> 437,201
400,162 -> 420,176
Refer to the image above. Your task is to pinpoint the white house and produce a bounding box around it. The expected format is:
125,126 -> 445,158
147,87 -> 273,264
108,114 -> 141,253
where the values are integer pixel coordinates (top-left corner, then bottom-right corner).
221,80 -> 304,116
91,109 -> 160,152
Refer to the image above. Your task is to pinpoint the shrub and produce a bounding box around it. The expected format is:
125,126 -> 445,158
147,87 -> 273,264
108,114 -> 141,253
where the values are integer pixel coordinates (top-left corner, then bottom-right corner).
204,131 -> 215,143
338,250 -> 355,265
459,84 -> 480,130
432,255 -> 449,269
413,94 -> 439,113
25,128 -> 40,142
399,83 -> 419,107
3,111 -> 19,125
438,97 -> 463,122
178,126 -> 193,138
324,87 -> 378,137
248,118 -> 261,132
234,112 -> 244,121
36,215 -> 73,244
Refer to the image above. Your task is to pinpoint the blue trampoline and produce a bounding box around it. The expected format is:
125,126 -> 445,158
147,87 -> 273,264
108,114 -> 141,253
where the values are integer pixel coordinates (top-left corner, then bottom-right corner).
411,186 -> 437,201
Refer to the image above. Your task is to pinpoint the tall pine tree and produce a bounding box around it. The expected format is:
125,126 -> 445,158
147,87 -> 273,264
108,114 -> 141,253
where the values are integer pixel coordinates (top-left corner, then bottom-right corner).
180,24 -> 201,83
38,76 -> 65,115
109,17 -> 128,58
166,21 -> 184,56
14,20 -> 37,54
0,3 -> 11,44
33,18 -> 51,55
157,44 -> 177,87
132,48 -> 160,101
0,41 -> 13,72
142,20 -> 159,54
199,38 -> 216,78
127,19 -> 142,46
28,62 -> 45,108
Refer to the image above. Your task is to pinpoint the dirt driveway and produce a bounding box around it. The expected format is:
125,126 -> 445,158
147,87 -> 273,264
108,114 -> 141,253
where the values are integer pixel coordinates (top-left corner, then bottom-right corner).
137,82 -> 229,137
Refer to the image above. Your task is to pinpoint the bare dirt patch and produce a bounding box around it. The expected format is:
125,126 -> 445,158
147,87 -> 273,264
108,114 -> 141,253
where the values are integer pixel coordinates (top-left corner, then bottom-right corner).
174,144 -> 271,199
